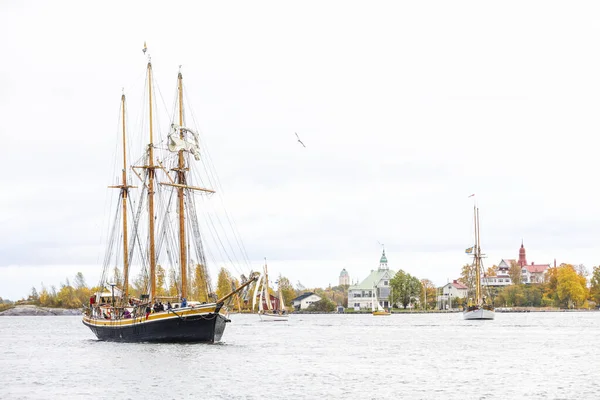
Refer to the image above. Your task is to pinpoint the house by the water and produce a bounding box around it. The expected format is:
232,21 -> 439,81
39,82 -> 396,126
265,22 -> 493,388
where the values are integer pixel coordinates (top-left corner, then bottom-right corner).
481,241 -> 551,287
291,292 -> 322,311
347,249 -> 395,310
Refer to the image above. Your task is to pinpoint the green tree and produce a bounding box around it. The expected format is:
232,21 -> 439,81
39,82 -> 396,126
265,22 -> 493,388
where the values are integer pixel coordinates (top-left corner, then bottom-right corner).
590,266 -> 600,304
390,270 -> 421,308
508,261 -> 522,285
306,297 -> 336,312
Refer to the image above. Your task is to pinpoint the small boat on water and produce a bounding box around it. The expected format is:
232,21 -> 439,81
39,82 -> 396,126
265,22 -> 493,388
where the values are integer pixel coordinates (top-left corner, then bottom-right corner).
252,259 -> 289,322
463,205 -> 495,320
372,286 -> 391,316
82,45 -> 255,342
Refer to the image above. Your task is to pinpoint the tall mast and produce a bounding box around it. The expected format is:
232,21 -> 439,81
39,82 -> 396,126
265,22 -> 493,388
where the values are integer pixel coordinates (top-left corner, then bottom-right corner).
108,93 -> 135,298
474,206 -> 481,304
147,61 -> 157,301
177,69 -> 188,299
264,258 -> 272,310
121,94 -> 130,297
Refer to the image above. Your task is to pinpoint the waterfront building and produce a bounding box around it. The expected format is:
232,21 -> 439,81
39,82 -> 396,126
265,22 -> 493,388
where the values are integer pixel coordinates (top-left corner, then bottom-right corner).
517,241 -> 551,283
482,241 -> 550,286
481,259 -> 513,287
291,292 -> 322,310
347,249 -> 395,310
339,268 -> 350,286
437,280 -> 468,309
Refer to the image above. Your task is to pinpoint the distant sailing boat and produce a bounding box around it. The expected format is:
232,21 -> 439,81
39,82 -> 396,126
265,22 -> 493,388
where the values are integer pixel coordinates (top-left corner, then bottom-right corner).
463,206 -> 495,320
82,47 -> 256,342
372,286 -> 391,316
252,259 -> 289,322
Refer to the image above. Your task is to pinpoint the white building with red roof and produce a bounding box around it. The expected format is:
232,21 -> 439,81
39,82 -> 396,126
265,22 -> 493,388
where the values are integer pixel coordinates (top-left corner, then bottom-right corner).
483,241 -> 551,286
438,280 -> 468,309
517,241 -> 551,283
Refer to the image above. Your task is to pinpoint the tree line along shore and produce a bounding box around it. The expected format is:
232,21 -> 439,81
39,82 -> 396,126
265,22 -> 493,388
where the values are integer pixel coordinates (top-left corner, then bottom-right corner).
1,263 -> 599,314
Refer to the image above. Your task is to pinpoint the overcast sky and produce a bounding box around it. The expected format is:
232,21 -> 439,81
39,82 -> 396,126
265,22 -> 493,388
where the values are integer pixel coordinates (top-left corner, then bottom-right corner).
2,1 -> 600,300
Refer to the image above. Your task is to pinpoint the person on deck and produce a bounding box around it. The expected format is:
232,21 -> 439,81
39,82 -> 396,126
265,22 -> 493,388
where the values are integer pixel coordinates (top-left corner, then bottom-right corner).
167,302 -> 172,310
181,298 -> 187,308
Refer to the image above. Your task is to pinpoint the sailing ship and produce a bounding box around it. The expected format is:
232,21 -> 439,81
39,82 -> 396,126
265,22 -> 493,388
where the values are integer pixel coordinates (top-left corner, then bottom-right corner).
372,286 -> 391,316
463,206 -> 495,320
252,259 -> 289,322
82,47 -> 256,342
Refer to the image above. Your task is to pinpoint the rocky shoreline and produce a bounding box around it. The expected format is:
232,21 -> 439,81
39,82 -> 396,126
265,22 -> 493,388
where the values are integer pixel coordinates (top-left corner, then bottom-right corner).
0,305 -> 82,316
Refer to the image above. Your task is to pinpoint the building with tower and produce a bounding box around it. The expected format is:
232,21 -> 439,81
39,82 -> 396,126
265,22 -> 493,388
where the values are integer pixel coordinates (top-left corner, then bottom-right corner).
481,241 -> 550,286
347,248 -> 395,310
339,268 -> 350,286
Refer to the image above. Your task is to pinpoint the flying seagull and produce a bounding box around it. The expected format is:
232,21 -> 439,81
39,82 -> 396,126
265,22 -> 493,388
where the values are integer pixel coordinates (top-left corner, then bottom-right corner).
295,132 -> 306,148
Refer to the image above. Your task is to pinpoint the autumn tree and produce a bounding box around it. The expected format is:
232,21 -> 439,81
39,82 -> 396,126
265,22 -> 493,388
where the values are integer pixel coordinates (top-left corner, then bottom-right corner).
276,275 -> 296,308
132,269 -> 149,298
460,263 -> 476,295
191,264 -> 211,302
216,267 -> 232,301
508,261 -> 522,285
419,279 -> 437,310
556,264 -> 588,308
485,265 -> 498,277
168,266 -> 180,297
156,265 -> 167,297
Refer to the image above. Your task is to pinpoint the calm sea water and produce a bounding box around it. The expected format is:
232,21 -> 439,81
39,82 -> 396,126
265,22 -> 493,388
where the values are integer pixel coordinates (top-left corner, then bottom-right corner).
0,312 -> 599,400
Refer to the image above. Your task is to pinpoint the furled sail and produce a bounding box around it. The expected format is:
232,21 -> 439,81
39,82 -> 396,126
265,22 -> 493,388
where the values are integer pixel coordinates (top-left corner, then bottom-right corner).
167,123 -> 201,160
252,274 -> 263,311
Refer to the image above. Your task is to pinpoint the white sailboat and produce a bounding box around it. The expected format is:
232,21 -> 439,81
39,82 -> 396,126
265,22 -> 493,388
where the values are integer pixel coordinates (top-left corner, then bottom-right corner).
463,206 -> 495,320
252,260 -> 289,322
372,286 -> 391,316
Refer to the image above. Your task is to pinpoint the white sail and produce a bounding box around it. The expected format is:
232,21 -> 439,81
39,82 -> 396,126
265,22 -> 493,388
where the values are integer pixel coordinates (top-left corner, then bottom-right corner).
278,286 -> 285,310
263,265 -> 272,310
258,283 -> 264,312
252,273 -> 263,311
371,289 -> 376,312
167,123 -> 201,160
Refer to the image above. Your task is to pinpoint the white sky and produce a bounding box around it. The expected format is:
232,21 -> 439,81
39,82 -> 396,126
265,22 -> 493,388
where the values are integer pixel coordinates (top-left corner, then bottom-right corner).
2,1 -> 600,300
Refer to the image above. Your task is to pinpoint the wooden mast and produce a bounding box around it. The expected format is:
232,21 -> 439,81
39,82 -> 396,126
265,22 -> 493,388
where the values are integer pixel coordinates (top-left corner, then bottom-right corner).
147,61 -> 157,301
108,93 -> 136,299
177,69 -> 188,299
121,94 -> 130,297
474,206 -> 481,305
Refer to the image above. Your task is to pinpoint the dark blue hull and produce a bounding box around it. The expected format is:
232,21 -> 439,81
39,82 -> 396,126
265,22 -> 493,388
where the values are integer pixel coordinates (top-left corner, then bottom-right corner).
83,313 -> 229,343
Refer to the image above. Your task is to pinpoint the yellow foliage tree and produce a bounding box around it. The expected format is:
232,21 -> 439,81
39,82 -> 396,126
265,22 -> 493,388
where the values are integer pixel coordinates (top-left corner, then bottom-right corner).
216,267 -> 232,301
192,264 -> 210,302
156,265 -> 167,297
556,264 -> 588,308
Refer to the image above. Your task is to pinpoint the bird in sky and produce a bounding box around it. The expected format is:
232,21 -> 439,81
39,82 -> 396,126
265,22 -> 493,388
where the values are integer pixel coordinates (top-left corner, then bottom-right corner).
295,132 -> 306,148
